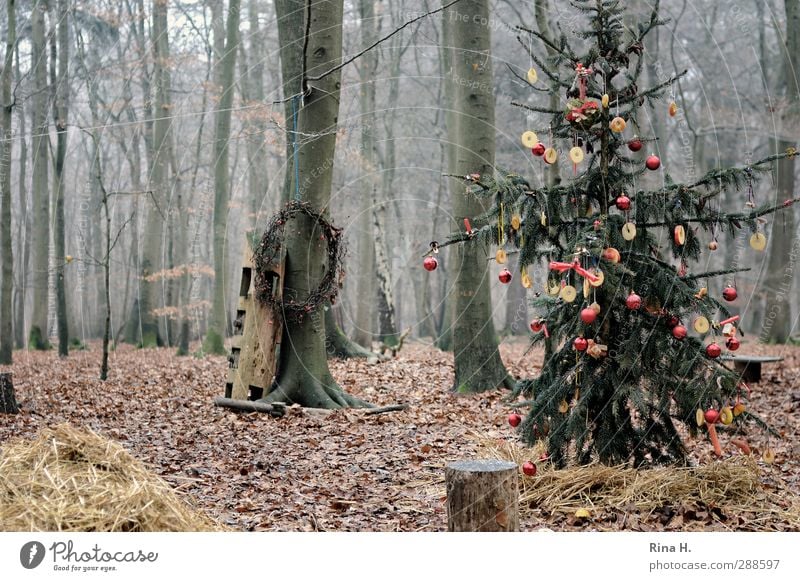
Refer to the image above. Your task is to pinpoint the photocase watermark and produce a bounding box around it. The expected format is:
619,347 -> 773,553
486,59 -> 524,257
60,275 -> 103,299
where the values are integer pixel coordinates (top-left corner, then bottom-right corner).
19,540 -> 46,569
19,539 -> 159,573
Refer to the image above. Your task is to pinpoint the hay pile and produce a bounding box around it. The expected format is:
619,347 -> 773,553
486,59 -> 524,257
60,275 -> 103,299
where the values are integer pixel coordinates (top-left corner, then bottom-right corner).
0,424 -> 221,532
479,436 -> 800,531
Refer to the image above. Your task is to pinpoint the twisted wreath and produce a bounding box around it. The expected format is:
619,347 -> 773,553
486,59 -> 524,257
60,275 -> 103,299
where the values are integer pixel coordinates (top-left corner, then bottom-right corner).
253,201 -> 346,323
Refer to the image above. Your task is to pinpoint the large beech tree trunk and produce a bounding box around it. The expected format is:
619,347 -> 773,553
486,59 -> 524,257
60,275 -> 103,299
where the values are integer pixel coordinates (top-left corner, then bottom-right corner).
29,1 -> 50,350
0,0 -> 15,364
761,0 -> 798,343
444,0 -> 512,392
52,0 -> 69,357
206,0 -> 242,354
262,0 -> 367,408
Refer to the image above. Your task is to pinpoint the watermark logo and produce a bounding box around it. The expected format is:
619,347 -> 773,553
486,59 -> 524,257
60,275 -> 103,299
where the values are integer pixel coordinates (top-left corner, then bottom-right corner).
20,541 -> 46,569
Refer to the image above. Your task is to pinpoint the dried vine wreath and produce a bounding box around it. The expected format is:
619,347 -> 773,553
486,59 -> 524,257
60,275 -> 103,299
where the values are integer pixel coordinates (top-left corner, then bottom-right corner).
253,201 -> 346,323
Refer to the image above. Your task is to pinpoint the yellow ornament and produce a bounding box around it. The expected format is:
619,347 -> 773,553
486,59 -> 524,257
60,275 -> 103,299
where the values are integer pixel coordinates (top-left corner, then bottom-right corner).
574,508 -> 591,519
590,302 -> 601,314
521,272 -> 532,289
547,281 -> 560,296
560,285 -> 577,303
495,249 -> 507,264
694,287 -> 707,299
673,225 -> 686,246
583,277 -> 591,298
750,232 -> 767,251
540,211 -> 547,226
733,402 -> 746,417
559,400 -> 569,414
668,101 -> 678,117
601,94 -> 609,108
65,255 -> 73,264
720,406 -> 734,425
544,147 -> 558,164
521,131 -> 539,148
622,222 -> 637,241
696,408 -> 706,427
589,269 -> 604,288
511,214 -> 521,230
693,316 -> 710,334
610,116 -> 626,133
763,448 -> 776,464
527,68 -> 538,84
569,146 -> 584,164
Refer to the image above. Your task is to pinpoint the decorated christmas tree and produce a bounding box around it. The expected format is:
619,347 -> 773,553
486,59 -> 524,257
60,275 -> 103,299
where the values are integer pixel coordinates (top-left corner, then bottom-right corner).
427,0 -> 797,466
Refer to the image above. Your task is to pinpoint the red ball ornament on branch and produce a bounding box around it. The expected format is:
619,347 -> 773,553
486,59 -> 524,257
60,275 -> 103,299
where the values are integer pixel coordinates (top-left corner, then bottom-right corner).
672,325 -> 687,339
706,343 -> 722,358
628,138 -> 643,152
722,286 -> 738,301
508,413 -> 522,427
531,143 -> 546,157
530,319 -> 544,333
704,409 -> 720,425
522,461 -> 537,476
665,315 -> 679,328
580,308 -> 598,324
615,195 -> 631,211
423,256 -> 438,271
574,337 -> 589,351
499,268 -> 513,284
645,154 -> 661,170
625,292 -> 642,310
726,336 -> 741,351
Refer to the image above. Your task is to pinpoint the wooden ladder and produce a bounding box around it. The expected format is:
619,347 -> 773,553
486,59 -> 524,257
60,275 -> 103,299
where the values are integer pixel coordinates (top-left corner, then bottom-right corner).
225,239 -> 284,401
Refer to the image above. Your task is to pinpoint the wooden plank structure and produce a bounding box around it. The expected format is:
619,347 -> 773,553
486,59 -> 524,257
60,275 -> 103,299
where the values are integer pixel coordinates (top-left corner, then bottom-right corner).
224,239 -> 284,402
723,355 -> 784,383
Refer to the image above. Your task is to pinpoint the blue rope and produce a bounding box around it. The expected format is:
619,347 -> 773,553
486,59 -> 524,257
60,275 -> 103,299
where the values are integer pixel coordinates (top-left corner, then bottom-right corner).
292,95 -> 301,201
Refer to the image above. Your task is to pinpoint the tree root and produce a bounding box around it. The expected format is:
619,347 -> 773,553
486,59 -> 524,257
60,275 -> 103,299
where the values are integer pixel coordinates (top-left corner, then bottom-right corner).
258,375 -> 371,409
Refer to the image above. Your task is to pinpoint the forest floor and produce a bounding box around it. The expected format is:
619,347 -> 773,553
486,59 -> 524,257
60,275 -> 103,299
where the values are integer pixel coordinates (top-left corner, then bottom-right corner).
1,339 -> 798,532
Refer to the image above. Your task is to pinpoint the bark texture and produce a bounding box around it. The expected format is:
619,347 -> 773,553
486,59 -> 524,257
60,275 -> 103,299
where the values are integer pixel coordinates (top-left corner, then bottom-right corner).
0,0 -> 15,364
444,0 -> 512,392
445,459 -> 519,532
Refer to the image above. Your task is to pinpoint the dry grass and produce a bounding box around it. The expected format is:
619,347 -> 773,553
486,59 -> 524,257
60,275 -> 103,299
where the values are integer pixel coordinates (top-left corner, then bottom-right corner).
0,424 -> 221,532
478,435 -> 800,531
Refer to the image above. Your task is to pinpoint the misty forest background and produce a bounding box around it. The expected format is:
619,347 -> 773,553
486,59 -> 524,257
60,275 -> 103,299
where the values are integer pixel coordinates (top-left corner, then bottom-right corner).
0,0 -> 798,366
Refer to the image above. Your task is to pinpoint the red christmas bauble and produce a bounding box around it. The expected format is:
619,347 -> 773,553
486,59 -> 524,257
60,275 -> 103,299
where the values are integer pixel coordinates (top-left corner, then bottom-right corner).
672,325 -> 687,339
522,461 -> 537,476
722,286 -> 738,301
726,336 -> 741,351
616,195 -> 631,211
574,337 -> 588,351
499,268 -> 512,284
665,315 -> 680,328
580,308 -> 598,324
423,256 -> 438,271
628,139 -> 643,152
508,413 -> 522,427
706,343 -> 722,358
531,143 -> 546,157
625,292 -> 642,310
645,154 -> 661,170
704,409 -> 720,425
530,319 -> 544,333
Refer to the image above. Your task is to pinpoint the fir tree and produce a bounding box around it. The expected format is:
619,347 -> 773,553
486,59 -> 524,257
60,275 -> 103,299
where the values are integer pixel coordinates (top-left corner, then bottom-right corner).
428,0 -> 797,466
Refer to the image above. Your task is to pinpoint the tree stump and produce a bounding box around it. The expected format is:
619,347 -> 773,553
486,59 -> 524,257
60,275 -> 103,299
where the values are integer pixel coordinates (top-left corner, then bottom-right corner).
445,459 -> 519,532
0,373 -> 19,414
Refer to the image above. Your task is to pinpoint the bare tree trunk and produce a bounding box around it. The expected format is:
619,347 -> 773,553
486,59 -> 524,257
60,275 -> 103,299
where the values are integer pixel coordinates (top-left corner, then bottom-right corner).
761,0 -> 799,343
13,45 -> 27,350
206,0 -> 241,354
264,0 -> 367,409
52,0 -> 69,357
445,0 -> 512,392
0,0 -> 15,364
29,1 -> 50,350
